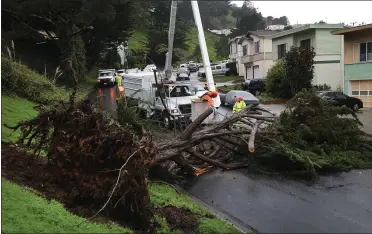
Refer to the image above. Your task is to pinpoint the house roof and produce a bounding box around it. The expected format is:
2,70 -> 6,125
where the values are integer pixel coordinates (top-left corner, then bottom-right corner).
228,35 -> 243,44
331,23 -> 372,35
247,30 -> 277,38
269,23 -> 344,39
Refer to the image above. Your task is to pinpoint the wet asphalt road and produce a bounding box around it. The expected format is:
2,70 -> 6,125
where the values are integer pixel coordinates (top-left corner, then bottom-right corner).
88,73 -> 372,233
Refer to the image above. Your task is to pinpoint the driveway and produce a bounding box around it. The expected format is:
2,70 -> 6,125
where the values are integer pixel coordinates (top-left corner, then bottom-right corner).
357,109 -> 372,135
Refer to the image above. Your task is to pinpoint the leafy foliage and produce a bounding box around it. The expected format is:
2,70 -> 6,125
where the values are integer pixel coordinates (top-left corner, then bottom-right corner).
230,1 -> 266,37
265,60 -> 287,98
1,57 -> 68,103
266,16 -> 289,26
284,46 -> 315,97
255,90 -> 372,178
312,84 -> 332,91
266,47 -> 316,98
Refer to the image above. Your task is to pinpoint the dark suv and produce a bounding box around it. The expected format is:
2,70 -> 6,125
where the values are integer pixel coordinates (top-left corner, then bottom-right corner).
188,63 -> 198,72
241,79 -> 266,96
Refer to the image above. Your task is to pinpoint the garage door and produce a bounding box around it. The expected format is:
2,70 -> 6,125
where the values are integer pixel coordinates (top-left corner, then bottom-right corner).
350,80 -> 372,108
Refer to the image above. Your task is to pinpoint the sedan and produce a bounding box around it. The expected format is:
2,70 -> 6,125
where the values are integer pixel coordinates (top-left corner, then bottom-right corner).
220,90 -> 259,106
176,73 -> 190,81
316,91 -> 363,111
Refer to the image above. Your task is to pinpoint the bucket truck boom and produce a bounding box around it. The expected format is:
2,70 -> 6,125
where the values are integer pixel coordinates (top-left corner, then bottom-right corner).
190,0 -> 220,107
164,0 -> 220,106
164,1 -> 178,79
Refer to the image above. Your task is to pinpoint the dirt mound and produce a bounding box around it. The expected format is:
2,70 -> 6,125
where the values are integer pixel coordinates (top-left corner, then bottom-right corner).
2,143 -> 90,216
156,205 -> 198,233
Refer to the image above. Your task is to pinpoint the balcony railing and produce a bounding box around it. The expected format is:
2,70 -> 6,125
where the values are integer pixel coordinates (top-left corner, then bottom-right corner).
345,62 -> 372,80
240,52 -> 273,64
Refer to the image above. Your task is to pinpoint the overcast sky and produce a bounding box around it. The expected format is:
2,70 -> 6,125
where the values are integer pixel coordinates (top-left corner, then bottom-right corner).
232,1 -> 372,25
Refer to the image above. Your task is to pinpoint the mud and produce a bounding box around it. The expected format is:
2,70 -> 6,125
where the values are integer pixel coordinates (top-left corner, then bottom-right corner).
155,206 -> 198,233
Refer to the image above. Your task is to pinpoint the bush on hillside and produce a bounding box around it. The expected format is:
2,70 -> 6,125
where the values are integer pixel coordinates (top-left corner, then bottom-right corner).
1,57 -> 68,103
252,90 -> 372,178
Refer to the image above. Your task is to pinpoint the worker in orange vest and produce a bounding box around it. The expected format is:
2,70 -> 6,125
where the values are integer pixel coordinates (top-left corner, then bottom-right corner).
199,91 -> 219,119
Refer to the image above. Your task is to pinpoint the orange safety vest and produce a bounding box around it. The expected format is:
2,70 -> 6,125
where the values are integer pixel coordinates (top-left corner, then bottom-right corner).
200,92 -> 217,107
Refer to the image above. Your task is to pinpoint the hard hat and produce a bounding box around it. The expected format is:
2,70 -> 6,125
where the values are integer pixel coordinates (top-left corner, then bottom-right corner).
208,91 -> 218,98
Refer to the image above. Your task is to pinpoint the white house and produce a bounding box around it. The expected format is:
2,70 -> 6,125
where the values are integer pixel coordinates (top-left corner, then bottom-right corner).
238,31 -> 276,80
228,35 -> 244,74
270,23 -> 344,90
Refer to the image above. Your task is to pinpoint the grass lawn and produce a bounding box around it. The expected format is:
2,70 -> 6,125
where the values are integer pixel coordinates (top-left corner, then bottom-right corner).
1,95 -> 38,143
199,75 -> 244,83
217,84 -> 241,93
1,94 -> 242,233
149,182 -> 240,233
1,179 -> 131,233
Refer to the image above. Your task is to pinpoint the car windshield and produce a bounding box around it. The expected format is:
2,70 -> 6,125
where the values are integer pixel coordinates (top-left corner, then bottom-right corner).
166,86 -> 192,97
100,72 -> 112,76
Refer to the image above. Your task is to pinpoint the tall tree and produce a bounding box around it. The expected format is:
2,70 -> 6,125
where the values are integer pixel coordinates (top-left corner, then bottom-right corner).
230,1 -> 266,37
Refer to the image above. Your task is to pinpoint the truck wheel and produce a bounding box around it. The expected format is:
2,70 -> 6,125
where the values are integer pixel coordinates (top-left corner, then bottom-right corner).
162,112 -> 174,129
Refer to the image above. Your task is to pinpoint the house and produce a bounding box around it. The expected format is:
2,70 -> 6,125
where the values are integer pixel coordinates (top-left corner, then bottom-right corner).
239,30 -> 276,80
228,35 -> 243,74
331,24 -> 372,108
270,23 -> 344,90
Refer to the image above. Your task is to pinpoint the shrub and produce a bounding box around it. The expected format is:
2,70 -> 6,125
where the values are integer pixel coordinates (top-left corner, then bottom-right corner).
283,46 -> 315,96
1,57 -> 68,103
312,84 -> 331,92
265,60 -> 287,97
266,47 -> 316,98
254,90 -> 372,178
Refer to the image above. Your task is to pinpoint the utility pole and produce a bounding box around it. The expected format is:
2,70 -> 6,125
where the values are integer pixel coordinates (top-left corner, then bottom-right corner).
164,1 -> 178,79
191,0 -> 220,106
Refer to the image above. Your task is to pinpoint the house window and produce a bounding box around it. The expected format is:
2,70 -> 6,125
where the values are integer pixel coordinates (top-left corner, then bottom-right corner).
230,44 -> 232,54
359,42 -> 372,62
300,39 -> 311,50
278,44 -> 286,59
235,43 -> 238,54
254,41 -> 260,53
243,45 -> 248,56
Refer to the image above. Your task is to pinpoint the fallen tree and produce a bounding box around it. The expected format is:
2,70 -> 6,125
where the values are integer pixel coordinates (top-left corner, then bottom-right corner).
6,90 -> 372,231
4,96 -> 273,231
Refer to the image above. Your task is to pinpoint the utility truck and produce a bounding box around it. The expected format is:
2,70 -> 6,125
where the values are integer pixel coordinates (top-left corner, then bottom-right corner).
122,71 -> 198,127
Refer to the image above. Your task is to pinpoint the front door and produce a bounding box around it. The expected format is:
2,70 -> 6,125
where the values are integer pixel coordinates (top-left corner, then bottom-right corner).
253,65 -> 259,79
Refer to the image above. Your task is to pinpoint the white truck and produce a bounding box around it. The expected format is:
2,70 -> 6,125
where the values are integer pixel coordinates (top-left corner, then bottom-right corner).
122,71 -> 198,127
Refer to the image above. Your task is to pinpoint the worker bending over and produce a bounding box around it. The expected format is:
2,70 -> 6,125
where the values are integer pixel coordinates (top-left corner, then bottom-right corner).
199,91 -> 219,119
233,96 -> 246,113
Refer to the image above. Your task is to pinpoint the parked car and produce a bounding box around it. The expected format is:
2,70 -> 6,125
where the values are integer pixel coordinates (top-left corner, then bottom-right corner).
143,64 -> 157,71
220,90 -> 259,106
177,64 -> 190,76
188,63 -> 198,72
176,73 -> 190,81
241,79 -> 266,96
97,70 -> 115,86
117,69 -> 125,76
197,64 -> 230,77
316,91 -> 363,111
